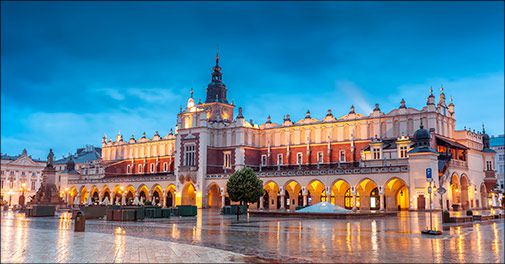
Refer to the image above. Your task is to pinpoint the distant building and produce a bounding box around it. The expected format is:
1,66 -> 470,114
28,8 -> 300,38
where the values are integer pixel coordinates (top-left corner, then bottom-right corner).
490,134 -> 504,206
0,149 -> 46,206
55,145 -> 103,180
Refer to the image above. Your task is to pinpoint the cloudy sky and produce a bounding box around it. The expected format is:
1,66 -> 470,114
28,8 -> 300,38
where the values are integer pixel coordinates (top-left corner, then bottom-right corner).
1,1 -> 504,160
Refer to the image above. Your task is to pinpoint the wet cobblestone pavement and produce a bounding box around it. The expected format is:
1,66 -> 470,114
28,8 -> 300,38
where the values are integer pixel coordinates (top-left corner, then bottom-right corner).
1,209 -> 504,263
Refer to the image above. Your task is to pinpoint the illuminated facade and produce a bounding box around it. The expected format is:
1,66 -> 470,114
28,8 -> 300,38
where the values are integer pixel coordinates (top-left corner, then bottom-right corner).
1,149 -> 46,206
63,54 -> 497,211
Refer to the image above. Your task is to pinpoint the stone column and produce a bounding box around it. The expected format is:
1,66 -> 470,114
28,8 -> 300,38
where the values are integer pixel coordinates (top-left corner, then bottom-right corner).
280,194 -> 285,210
221,191 -> 226,209
121,193 -> 126,205
303,194 -> 308,207
98,192 -> 103,205
162,193 -> 167,208
352,194 -> 357,211
379,193 -> 385,211
259,196 -> 264,209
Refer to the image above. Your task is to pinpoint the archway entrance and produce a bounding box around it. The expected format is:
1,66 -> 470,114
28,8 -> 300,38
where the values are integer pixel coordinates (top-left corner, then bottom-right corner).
263,181 -> 279,210
91,191 -> 99,205
306,180 -> 325,205
384,177 -> 409,211
460,176 -> 470,210
80,187 -> 89,204
263,191 -> 270,209
207,184 -> 221,208
450,173 -> 461,209
181,183 -> 196,206
165,185 -> 176,208
356,179 -> 378,211
331,180 -> 350,208
284,181 -> 302,209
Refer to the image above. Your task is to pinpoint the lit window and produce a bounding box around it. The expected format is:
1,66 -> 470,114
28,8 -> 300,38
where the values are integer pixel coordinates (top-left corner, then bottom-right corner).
372,148 -> 381,160
297,153 -> 303,165
138,164 -> 143,173
184,144 -> 196,166
163,162 -> 168,172
339,150 -> 346,162
317,152 -> 324,164
150,163 -> 155,173
224,152 -> 232,169
261,155 -> 267,166
277,154 -> 283,165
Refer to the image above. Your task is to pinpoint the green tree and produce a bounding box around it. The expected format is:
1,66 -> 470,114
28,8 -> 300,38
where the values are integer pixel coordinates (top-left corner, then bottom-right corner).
226,167 -> 264,220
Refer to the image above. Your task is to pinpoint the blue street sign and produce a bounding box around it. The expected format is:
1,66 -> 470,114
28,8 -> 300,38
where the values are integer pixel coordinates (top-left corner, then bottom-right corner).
426,168 -> 432,181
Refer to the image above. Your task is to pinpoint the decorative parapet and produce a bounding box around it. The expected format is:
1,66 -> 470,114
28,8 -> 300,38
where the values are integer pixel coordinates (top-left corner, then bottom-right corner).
69,174 -> 175,185
206,165 -> 408,179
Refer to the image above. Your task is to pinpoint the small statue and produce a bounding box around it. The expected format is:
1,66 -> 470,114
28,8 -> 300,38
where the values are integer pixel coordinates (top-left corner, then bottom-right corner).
47,149 -> 55,167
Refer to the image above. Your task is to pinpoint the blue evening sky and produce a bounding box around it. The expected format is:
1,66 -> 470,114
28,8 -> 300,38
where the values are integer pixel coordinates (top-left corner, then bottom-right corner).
1,1 -> 504,160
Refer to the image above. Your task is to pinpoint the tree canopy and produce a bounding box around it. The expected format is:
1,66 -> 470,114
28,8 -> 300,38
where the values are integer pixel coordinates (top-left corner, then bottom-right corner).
226,167 -> 264,204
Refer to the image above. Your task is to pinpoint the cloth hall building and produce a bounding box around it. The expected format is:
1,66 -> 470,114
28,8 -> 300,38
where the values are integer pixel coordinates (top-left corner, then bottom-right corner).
63,54 -> 498,212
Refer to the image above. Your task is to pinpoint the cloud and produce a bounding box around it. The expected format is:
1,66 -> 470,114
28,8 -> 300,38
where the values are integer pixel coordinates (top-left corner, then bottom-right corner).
335,80 -> 373,114
98,88 -> 125,101
126,88 -> 180,103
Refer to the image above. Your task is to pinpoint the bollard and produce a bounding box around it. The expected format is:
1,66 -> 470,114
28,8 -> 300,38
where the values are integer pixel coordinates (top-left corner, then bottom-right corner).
74,211 -> 86,232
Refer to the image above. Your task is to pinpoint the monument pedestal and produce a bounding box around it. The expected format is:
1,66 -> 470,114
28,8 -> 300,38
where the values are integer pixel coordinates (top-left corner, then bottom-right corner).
26,149 -> 66,217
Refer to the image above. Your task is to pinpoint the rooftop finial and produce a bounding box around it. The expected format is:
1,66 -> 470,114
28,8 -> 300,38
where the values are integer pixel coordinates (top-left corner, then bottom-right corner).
430,86 -> 433,95
440,84 -> 444,93
482,123 -> 486,134
305,110 -> 311,119
349,105 -> 355,114
190,87 -> 194,98
420,119 -> 424,129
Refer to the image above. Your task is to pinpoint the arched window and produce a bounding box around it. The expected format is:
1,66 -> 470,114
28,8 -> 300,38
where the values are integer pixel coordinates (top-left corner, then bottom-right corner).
344,189 -> 353,209
150,163 -> 155,173
126,165 -> 131,174
138,164 -> 143,173
163,162 -> 168,172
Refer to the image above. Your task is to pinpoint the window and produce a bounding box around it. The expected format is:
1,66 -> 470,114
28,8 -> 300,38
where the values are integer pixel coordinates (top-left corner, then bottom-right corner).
138,164 -> 143,173
297,153 -> 303,165
339,150 -> 346,162
127,165 -> 131,174
399,146 -> 408,158
486,161 -> 493,171
261,155 -> 267,166
277,154 -> 283,165
224,152 -> 232,169
499,154 -> 504,161
372,147 -> 381,160
317,152 -> 324,164
184,144 -> 196,166
150,163 -> 155,173
31,180 -> 36,190
499,165 -> 504,175
163,162 -> 168,172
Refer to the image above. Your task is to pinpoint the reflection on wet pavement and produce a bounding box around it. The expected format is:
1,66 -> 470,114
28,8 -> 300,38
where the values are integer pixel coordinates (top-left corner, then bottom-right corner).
1,209 -> 504,263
